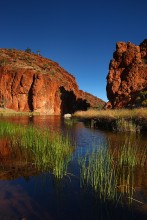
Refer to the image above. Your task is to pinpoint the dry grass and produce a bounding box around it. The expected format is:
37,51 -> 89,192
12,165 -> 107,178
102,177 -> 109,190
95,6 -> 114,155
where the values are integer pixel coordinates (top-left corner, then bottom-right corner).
73,108 -> 147,120
0,108 -> 40,116
73,108 -> 147,132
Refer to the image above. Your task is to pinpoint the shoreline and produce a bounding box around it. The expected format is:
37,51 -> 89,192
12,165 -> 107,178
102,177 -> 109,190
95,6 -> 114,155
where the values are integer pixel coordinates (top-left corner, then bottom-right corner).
0,107 -> 147,132
0,108 -> 40,116
73,108 -> 147,132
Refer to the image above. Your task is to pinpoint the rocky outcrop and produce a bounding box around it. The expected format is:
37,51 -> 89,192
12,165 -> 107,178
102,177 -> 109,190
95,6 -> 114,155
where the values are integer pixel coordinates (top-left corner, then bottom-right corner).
0,49 -> 105,114
106,39 -> 147,108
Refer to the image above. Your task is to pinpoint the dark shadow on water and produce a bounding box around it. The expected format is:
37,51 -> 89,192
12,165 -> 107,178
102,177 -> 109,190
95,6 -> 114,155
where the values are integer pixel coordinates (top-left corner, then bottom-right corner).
14,174 -> 147,220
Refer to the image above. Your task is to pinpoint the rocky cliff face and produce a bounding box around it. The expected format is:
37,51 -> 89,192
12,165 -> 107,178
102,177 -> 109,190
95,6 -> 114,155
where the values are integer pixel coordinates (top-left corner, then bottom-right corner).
106,39 -> 147,108
0,49 -> 105,114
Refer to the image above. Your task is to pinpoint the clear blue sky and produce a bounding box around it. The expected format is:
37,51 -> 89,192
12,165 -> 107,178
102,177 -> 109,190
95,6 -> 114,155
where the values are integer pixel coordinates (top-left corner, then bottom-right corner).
0,0 -> 147,101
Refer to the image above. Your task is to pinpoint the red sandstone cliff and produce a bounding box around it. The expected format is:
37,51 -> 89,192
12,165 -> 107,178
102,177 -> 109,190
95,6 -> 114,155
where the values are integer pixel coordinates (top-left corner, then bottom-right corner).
0,49 -> 105,114
106,39 -> 147,108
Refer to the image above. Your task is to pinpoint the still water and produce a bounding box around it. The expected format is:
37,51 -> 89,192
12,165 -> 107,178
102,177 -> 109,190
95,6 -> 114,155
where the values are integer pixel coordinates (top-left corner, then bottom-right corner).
0,115 -> 146,220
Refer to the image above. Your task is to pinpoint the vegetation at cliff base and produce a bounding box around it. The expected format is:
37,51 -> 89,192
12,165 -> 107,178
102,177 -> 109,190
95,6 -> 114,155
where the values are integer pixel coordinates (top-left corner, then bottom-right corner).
136,90 -> 147,107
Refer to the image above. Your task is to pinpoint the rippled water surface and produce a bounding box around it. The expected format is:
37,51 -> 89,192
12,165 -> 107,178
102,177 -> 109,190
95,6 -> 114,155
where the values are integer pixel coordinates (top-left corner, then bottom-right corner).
0,115 -> 146,220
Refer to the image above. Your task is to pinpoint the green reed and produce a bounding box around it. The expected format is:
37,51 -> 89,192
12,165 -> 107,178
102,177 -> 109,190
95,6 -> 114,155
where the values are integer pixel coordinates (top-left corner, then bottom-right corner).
0,121 -> 73,179
117,141 -> 147,167
79,147 -> 118,201
0,121 -> 21,137
79,142 -> 146,203
115,118 -> 138,132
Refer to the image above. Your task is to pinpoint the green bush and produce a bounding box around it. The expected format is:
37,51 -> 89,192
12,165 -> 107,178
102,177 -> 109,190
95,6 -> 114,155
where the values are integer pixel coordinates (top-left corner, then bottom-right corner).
25,48 -> 32,53
0,58 -> 7,66
136,90 -> 147,107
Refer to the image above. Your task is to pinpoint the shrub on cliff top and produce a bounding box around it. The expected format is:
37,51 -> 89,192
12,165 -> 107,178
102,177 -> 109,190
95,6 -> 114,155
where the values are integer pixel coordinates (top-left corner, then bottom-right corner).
25,48 -> 32,53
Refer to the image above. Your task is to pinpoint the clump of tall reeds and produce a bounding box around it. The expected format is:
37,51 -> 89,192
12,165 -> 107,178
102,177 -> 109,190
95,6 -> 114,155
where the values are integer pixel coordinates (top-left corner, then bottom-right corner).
114,118 -> 138,132
79,147 -> 118,201
79,142 -> 147,203
0,121 -> 73,179
118,141 -> 147,167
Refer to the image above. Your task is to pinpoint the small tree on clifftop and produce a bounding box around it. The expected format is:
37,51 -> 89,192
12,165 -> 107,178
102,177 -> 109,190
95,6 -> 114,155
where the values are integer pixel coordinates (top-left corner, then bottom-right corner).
25,48 -> 32,53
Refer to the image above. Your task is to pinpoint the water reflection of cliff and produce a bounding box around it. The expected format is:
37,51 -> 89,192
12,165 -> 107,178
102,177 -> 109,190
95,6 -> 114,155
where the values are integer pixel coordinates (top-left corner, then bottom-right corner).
0,138 -> 39,180
0,115 -> 62,130
0,181 -> 52,219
